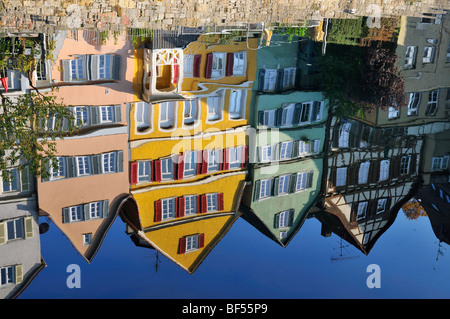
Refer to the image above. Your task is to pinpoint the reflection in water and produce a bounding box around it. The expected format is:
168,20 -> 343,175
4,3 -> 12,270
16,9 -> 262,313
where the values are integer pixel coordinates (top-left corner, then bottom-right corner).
0,6 -> 449,298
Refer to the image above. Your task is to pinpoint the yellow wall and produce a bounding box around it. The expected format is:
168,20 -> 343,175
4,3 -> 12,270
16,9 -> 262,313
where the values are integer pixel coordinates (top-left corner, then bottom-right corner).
134,171 -> 245,228
143,214 -> 234,272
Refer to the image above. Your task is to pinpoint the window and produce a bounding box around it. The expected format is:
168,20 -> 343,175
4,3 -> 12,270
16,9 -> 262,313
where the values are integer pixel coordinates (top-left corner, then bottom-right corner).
83,233 -> 92,246
447,42 -> 450,63
184,195 -> 197,215
431,156 -> 449,171
207,149 -> 221,172
135,102 -> 150,130
228,146 -> 243,169
407,92 -> 421,116
102,152 -> 116,173
211,52 -> 226,78
259,179 -> 272,199
161,198 -> 176,220
282,67 -> 296,89
312,140 -> 320,154
377,199 -> 387,214
281,103 -> 296,127
0,266 -> 16,285
183,54 -> 194,77
232,51 -> 246,76
280,231 -> 287,239
185,234 -> 199,252
259,109 -> 277,127
423,46 -> 435,64
206,193 -> 219,212
160,157 -> 174,180
159,101 -> 176,129
338,122 -> 351,148
278,210 -> 292,228
298,141 -> 310,156
379,160 -> 390,181
98,55 -> 112,79
183,99 -> 198,125
295,172 -> 310,191
89,201 -> 103,219
6,218 -> 25,241
73,106 -> 89,126
260,145 -> 272,163
206,91 -> 223,121
400,155 -> 411,175
299,102 -> 311,123
184,151 -> 198,178
2,168 -> 19,192
100,105 -> 114,123
138,161 -> 151,182
49,157 -> 66,180
358,161 -> 370,184
336,167 -> 347,186
261,69 -> 277,92
279,141 -> 293,160
69,205 -> 83,222
71,58 -> 85,81
229,89 -> 246,119
426,89 -> 439,115
404,46 -> 417,69
76,156 -> 91,176
388,106 -> 400,119
277,174 -> 290,195
357,202 -> 368,220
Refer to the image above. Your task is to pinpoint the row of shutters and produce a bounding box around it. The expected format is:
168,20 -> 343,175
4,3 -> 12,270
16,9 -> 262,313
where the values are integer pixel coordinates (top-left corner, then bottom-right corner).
154,193 -> 225,222
350,198 -> 392,222
329,155 -> 417,189
61,55 -> 121,82
62,200 -> 110,224
0,217 -> 34,244
187,53 -> 240,79
257,103 -> 322,127
257,68 -> 295,92
253,172 -> 314,201
178,234 -> 205,254
130,147 -> 248,185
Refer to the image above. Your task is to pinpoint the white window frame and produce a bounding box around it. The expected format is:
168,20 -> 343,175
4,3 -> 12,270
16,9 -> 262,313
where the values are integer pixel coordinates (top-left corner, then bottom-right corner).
233,51 -> 247,76
69,205 -> 83,223
278,174 -> 290,195
423,46 -> 435,64
76,156 -> 91,176
0,266 -> 16,286
89,201 -> 103,219
339,122 -> 351,148
206,91 -> 224,122
183,54 -> 194,77
261,109 -> 276,127
183,151 -> 198,178
404,46 -> 417,69
70,58 -> 85,81
388,106 -> 400,119
211,52 -> 226,79
377,198 -> 388,214
260,145 -> 272,163
6,218 -> 25,241
161,197 -> 176,221
356,202 -> 368,220
102,152 -> 116,174
160,156 -> 174,180
83,233 -> 92,246
278,210 -> 291,229
229,89 -> 246,119
207,149 -> 221,172
295,172 -> 309,192
97,54 -> 112,79
159,101 -> 176,129
184,195 -> 197,215
100,105 -> 114,123
400,155 -> 411,175
135,102 -> 151,130
379,160 -> 390,181
281,103 -> 296,127
2,168 -> 19,193
279,141 -> 293,160
259,179 -> 272,199
50,157 -> 66,180
336,167 -> 347,186
426,89 -> 439,115
138,161 -> 152,182
206,193 -> 219,212
183,98 -> 199,125
262,69 -> 277,92
185,234 -> 199,252
282,67 -> 296,90
407,92 -> 421,116
298,141 -> 310,156
73,106 -> 89,126
228,146 -> 243,169
358,161 -> 370,184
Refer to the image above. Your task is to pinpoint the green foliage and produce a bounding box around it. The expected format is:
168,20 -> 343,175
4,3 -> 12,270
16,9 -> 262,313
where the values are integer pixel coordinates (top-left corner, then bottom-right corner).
0,92 -> 76,183
274,26 -> 309,42
327,17 -> 369,45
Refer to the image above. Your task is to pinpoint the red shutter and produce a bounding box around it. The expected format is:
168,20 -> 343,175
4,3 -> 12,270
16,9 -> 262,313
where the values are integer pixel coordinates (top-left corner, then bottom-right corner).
223,148 -> 230,171
196,151 -> 202,175
177,196 -> 185,218
218,193 -> 224,211
193,55 -> 202,78
226,52 -> 234,76
196,195 -> 202,213
200,194 -> 207,213
198,233 -> 205,249
154,200 -> 162,222
153,160 -> 162,182
201,150 -> 208,174
178,237 -> 186,254
205,53 -> 213,79
173,58 -> 179,84
241,145 -> 248,168
219,149 -> 224,171
177,153 -> 185,180
130,162 -> 138,185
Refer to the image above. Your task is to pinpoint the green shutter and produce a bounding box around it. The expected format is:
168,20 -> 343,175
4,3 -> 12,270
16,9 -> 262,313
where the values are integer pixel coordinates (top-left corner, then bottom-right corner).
253,180 -> 261,201
20,166 -> 30,192
273,213 -> 280,229
0,222 -> 6,244
288,209 -> 294,227
24,216 -> 33,239
289,173 -> 297,193
273,177 -> 280,196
